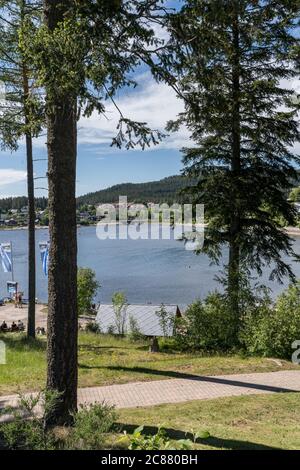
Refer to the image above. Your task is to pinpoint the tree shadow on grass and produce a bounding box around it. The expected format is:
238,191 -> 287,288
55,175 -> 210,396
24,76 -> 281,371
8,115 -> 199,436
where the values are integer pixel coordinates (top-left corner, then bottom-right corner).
104,366 -> 299,394
0,334 -> 46,352
114,423 -> 279,450
79,345 -> 136,353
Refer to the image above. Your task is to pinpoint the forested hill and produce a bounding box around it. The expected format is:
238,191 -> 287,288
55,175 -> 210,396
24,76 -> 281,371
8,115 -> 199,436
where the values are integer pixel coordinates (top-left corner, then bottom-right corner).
76,175 -> 191,206
0,176 -> 191,211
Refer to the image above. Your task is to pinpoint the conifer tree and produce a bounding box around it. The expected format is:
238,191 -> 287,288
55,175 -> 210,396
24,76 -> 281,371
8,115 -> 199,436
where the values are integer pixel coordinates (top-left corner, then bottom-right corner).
0,0 -> 43,338
161,0 -> 300,335
29,0 -> 167,424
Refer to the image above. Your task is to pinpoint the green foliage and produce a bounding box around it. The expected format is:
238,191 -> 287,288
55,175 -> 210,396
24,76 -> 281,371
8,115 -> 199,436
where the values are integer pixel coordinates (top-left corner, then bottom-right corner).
122,425 -> 211,450
0,391 -> 60,450
77,175 -> 190,206
26,0 -> 166,151
121,426 -> 175,450
68,403 -> 116,450
85,321 -> 101,334
159,0 -> 300,304
77,268 -> 100,316
112,292 -> 128,335
128,315 -> 144,342
241,282 -> 300,359
0,395 -> 116,450
0,1 -> 44,150
155,304 -> 174,338
289,187 -> 300,203
177,293 -> 237,351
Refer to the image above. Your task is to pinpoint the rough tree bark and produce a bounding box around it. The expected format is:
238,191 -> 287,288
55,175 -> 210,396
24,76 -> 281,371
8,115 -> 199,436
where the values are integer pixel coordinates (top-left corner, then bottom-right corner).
22,68 -> 36,339
44,0 -> 78,426
228,3 -> 241,330
21,0 -> 36,339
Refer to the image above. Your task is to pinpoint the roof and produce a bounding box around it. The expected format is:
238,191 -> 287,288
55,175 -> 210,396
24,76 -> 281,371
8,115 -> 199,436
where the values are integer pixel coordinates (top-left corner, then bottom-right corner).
96,304 -> 181,337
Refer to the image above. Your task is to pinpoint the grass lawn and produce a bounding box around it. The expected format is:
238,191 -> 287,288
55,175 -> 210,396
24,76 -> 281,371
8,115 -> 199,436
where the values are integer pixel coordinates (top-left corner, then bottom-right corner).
0,332 -> 298,395
114,393 -> 300,450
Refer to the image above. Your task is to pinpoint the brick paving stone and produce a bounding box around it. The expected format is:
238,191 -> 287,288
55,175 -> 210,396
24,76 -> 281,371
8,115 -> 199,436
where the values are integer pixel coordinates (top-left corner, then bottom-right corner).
1,370 -> 300,415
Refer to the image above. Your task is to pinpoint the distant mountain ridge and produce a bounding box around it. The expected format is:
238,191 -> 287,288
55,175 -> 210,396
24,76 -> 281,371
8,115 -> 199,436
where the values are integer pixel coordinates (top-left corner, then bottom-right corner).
0,175 -> 190,211
76,175 -> 190,206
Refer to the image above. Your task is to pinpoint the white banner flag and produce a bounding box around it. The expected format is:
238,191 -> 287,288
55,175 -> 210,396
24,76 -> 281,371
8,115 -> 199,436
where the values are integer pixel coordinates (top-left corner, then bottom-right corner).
0,243 -> 12,273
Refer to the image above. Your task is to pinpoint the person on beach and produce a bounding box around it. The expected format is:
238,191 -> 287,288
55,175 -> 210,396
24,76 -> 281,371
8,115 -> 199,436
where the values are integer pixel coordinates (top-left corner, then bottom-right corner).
17,320 -> 25,331
0,321 -> 8,332
11,321 -> 18,332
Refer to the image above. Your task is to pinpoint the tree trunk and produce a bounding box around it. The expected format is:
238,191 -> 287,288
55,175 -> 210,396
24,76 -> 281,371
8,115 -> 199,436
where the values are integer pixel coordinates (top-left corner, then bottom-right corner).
44,0 -> 78,426
26,130 -> 36,339
229,4 -> 241,328
21,1 -> 36,340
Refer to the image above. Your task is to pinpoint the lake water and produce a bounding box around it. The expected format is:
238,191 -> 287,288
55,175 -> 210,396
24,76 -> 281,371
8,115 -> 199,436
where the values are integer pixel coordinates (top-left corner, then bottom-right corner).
1,226 -> 300,307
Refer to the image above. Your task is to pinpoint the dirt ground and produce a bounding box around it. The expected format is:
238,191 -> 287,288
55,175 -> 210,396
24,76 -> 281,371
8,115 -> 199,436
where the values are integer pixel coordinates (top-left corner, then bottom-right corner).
0,303 -> 48,329
0,303 -> 92,330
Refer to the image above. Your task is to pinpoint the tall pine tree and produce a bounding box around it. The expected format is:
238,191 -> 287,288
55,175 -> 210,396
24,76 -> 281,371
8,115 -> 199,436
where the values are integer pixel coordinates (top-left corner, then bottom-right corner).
28,0 -> 167,424
0,0 -> 43,338
161,0 -> 300,334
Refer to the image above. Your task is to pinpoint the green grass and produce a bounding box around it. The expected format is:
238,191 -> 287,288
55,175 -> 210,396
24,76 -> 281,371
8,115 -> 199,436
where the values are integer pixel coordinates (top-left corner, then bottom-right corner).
114,393 -> 300,450
0,332 -> 297,395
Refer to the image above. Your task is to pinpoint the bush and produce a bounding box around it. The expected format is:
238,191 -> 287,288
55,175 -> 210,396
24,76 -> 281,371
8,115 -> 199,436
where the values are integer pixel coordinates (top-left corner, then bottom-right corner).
128,315 -> 145,342
241,282 -> 300,359
121,425 -> 193,450
85,321 -> 101,333
78,268 -> 100,316
0,392 -> 59,450
68,403 -> 116,450
176,293 -> 237,351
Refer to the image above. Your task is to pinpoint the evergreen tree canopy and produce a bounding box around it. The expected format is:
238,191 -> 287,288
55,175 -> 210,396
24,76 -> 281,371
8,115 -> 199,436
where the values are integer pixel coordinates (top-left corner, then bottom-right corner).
160,0 -> 300,287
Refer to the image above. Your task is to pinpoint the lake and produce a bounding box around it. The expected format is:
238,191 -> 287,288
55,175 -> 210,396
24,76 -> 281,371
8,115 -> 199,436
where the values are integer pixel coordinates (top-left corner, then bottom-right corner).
1,225 -> 300,307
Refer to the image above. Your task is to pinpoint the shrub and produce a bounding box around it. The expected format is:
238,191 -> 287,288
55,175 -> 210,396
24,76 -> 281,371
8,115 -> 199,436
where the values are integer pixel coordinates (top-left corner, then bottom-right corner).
85,321 -> 101,333
121,426 -> 193,450
0,392 -> 59,450
177,293 -> 237,351
78,268 -> 100,316
69,403 -> 116,450
128,315 -> 144,342
241,282 -> 300,359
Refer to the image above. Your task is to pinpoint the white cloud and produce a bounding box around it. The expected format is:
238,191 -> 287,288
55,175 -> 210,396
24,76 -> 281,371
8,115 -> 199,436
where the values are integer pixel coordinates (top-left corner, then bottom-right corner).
0,169 -> 27,187
77,73 -> 189,151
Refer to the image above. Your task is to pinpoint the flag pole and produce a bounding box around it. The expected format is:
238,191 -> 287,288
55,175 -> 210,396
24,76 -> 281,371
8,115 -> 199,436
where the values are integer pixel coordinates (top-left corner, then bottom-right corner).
10,241 -> 14,282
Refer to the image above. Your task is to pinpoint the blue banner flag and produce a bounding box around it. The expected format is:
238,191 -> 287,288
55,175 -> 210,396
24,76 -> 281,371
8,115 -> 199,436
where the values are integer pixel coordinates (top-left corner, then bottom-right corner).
0,243 -> 12,273
39,242 -> 49,276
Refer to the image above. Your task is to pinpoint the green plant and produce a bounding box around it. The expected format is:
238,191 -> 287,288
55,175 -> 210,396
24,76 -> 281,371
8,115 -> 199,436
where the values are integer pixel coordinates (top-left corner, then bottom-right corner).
241,282 -> 300,359
69,402 -> 116,450
177,293 -> 237,351
78,268 -> 100,316
121,425 -> 194,450
85,321 -> 100,333
155,304 -> 174,338
0,391 -> 60,450
128,315 -> 144,342
289,187 -> 300,203
112,292 -> 128,335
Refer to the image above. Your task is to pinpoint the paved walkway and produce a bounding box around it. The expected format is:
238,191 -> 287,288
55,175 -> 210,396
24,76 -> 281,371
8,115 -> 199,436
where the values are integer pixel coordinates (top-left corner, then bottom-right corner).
1,370 -> 300,416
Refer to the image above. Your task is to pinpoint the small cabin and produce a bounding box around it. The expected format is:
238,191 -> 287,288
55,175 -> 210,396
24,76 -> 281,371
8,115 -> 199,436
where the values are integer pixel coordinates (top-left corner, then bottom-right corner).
96,304 -> 182,337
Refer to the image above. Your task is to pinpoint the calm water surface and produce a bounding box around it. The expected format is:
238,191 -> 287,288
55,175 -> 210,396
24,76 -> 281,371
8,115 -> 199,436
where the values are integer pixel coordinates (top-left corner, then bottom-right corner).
1,226 -> 300,307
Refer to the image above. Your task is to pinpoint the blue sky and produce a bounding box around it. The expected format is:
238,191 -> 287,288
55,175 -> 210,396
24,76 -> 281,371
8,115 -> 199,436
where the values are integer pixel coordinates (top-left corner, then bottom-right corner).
0,70 -> 187,198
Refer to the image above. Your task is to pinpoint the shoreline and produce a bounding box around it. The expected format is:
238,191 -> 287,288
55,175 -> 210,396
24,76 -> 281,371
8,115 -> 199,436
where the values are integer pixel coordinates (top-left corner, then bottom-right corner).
1,224 -> 300,235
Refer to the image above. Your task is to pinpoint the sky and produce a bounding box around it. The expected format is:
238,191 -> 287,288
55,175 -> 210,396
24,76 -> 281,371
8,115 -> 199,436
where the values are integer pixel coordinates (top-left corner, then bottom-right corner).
0,70 -> 187,198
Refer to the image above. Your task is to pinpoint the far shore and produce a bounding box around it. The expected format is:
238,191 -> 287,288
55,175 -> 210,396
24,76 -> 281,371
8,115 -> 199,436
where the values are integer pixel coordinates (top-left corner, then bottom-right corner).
1,223 -> 300,236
